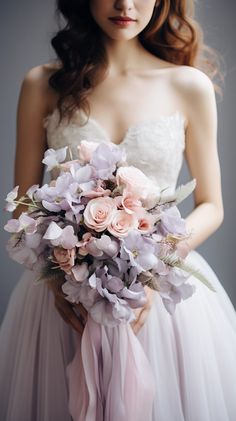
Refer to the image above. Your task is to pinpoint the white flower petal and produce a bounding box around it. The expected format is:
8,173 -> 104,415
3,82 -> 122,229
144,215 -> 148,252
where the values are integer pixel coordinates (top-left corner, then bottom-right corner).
43,221 -> 62,240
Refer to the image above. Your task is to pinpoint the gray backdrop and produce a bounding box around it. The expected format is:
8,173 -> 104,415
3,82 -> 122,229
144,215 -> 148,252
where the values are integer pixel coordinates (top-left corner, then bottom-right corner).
1,0 -> 236,323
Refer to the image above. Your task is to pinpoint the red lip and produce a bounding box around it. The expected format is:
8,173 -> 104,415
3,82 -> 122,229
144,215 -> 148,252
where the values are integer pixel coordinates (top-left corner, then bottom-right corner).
109,16 -> 136,22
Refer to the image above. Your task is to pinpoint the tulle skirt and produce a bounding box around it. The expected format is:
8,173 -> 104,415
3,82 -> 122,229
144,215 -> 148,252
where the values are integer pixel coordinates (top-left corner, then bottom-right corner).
1,249 -> 236,421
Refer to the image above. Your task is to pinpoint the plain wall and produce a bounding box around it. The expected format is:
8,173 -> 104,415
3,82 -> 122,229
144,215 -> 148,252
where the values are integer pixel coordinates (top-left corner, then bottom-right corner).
1,0 -> 236,322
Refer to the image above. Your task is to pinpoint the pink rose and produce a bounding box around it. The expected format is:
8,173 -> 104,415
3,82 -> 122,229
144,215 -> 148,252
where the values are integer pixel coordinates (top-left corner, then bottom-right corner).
52,246 -> 76,274
137,211 -> 155,234
81,180 -> 111,199
107,210 -> 138,238
116,166 -> 159,201
113,195 -> 123,209
83,197 -> 116,232
113,194 -> 142,215
77,140 -> 99,163
122,195 -> 143,215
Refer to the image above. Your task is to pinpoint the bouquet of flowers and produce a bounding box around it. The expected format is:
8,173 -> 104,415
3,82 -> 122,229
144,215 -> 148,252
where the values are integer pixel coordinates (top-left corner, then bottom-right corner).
4,140 -> 215,421
4,141 -> 214,320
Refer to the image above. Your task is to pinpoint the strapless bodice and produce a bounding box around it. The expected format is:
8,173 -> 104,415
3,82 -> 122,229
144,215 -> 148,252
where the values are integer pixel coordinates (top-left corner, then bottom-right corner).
43,108 -> 186,193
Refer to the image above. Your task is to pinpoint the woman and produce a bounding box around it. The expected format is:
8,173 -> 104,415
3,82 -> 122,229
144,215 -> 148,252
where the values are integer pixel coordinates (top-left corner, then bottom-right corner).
1,0 -> 236,420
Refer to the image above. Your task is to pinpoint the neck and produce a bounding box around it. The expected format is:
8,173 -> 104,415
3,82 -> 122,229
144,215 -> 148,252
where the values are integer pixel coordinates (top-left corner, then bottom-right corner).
102,36 -> 148,75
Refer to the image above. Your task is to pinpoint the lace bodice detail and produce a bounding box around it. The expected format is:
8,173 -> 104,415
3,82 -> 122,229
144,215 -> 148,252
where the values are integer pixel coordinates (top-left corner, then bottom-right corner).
43,108 -> 186,193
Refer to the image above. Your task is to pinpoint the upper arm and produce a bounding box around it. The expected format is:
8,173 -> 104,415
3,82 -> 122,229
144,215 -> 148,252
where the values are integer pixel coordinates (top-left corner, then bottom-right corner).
13,64 -> 55,218
176,67 -> 224,219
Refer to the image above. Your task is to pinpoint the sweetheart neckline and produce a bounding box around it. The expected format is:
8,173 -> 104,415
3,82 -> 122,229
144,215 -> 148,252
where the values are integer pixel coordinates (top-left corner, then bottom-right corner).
44,107 -> 187,146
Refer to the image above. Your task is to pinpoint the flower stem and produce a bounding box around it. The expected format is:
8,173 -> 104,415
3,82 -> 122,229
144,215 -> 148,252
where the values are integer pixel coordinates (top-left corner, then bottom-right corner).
13,200 -> 39,209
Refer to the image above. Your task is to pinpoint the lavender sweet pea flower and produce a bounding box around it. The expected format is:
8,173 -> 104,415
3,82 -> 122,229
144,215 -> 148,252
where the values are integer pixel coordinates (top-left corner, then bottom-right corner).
42,147 -> 68,171
87,269 -> 135,325
61,280 -> 83,304
35,182 -> 63,211
70,163 -> 95,188
4,219 -> 21,233
95,235 -> 120,258
90,297 -> 133,326
113,257 -> 130,274
71,263 -> 89,282
65,206 -> 84,223
5,186 -> 19,211
104,258 -> 130,283
34,183 -> 52,202
62,278 -> 98,307
160,206 -> 186,235
36,173 -> 82,212
43,222 -> 78,249
154,267 -> 196,314
120,231 -> 158,273
120,282 -> 147,309
167,266 -> 190,287
6,232 -> 42,270
63,267 -> 100,309
161,281 -> 196,314
69,163 -> 97,198
62,263 -> 139,326
90,143 -> 124,180
61,262 -> 90,303
4,213 -> 37,234
26,184 -> 39,200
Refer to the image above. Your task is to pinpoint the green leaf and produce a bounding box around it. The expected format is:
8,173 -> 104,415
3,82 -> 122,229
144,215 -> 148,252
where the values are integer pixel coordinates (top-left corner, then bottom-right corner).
175,179 -> 197,205
161,254 -> 216,292
175,261 -> 216,292
155,179 -> 196,205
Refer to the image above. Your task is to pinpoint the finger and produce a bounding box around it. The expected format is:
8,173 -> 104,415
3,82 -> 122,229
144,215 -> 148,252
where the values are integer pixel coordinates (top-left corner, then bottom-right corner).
131,308 -> 149,335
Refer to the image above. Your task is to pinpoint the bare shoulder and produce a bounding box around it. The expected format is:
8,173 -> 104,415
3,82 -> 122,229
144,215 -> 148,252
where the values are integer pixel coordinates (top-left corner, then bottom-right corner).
23,61 -> 60,86
165,65 -> 216,129
170,65 -> 215,105
20,62 -> 60,115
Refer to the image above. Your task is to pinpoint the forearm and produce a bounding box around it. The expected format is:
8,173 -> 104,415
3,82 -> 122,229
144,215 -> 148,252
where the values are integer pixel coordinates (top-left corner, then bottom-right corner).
184,202 -> 224,251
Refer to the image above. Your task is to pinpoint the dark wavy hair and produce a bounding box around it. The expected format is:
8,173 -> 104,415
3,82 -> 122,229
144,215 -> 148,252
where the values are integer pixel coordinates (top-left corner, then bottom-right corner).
49,0 -> 224,123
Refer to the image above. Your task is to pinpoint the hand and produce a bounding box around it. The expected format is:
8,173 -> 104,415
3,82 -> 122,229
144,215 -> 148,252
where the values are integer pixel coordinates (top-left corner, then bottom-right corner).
130,286 -> 154,335
46,278 -> 88,335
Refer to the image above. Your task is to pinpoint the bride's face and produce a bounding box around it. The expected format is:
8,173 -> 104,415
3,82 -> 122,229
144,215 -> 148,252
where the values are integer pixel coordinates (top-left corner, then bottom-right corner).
89,0 -> 158,41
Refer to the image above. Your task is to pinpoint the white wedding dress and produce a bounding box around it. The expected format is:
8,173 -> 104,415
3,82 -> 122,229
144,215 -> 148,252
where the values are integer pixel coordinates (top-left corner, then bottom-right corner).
1,107 -> 236,421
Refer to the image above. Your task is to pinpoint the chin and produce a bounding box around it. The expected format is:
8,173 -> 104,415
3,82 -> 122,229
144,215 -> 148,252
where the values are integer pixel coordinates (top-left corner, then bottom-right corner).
103,29 -> 140,42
